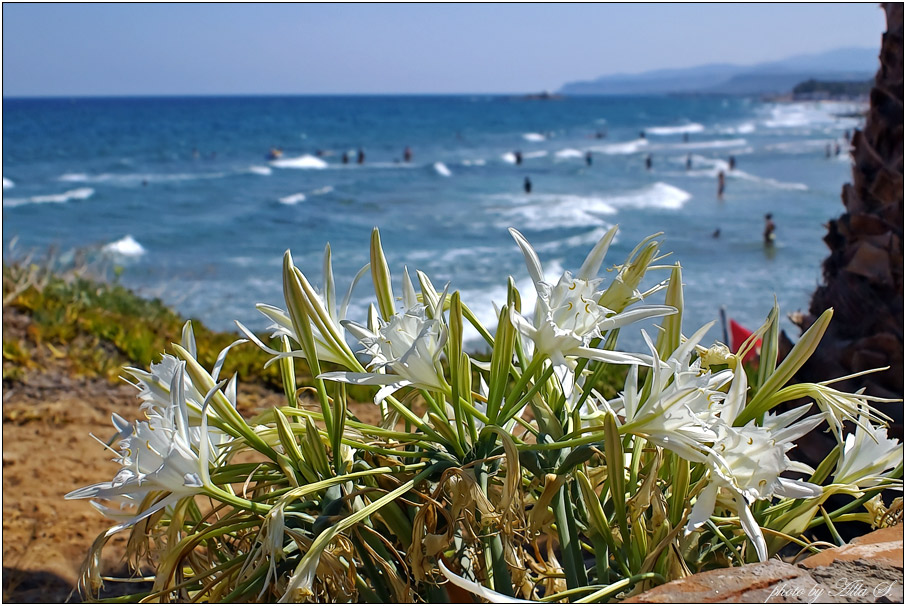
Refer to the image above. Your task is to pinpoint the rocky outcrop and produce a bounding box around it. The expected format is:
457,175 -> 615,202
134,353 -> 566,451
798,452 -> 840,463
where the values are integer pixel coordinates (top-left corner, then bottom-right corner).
625,526 -> 904,603
789,3 -> 903,442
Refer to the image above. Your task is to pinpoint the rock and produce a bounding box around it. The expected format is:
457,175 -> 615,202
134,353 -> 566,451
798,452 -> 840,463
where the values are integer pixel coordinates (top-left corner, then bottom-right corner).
625,526 -> 903,604
623,560 -> 825,603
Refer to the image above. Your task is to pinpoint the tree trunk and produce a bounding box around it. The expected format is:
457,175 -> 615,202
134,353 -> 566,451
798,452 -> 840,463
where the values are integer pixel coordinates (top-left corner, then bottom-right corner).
789,3 -> 903,446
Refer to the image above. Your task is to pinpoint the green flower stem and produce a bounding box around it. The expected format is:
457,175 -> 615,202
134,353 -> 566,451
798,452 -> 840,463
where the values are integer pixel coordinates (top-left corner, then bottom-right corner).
501,354 -> 547,415
474,442 -> 514,596
590,532 -> 611,585
205,485 -> 273,515
668,455 -> 689,529
499,363 -> 554,426
460,301 -> 495,348
573,572 -> 665,604
350,533 -> 393,602
518,430 -> 607,452
706,520 -> 745,566
553,483 -> 587,591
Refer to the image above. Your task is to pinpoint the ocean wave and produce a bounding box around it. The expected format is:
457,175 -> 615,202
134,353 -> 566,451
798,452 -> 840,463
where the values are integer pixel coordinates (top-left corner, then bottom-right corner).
3,177 -> 14,189
761,101 -> 866,130
669,138 -> 748,150
715,122 -> 756,135
103,235 -> 145,257
59,171 -> 226,184
588,138 -> 648,155
461,158 -> 486,166
248,165 -> 272,176
278,193 -> 307,205
608,182 -> 691,210
682,157 -> 807,190
499,151 -> 547,163
433,162 -> 452,177
523,132 -> 546,142
646,122 -> 704,136
270,154 -> 328,169
311,186 -> 334,195
536,225 -> 617,253
554,148 -> 584,159
3,187 -> 95,207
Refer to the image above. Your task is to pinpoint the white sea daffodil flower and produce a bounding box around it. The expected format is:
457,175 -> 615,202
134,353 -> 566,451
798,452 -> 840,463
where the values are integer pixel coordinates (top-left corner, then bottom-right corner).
832,405 -> 903,490
66,363 -> 222,532
508,227 -> 674,394
321,296 -> 450,404
687,369 -> 824,562
599,329 -> 735,464
238,246 -> 369,368
123,322 -> 241,443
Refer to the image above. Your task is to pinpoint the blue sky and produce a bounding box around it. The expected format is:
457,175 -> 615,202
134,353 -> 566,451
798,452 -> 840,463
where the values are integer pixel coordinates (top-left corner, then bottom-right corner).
2,3 -> 886,96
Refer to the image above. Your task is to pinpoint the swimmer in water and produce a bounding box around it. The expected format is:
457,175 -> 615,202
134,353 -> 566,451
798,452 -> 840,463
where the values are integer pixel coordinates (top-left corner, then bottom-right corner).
357,149 -> 365,164
645,154 -> 652,171
728,155 -> 736,170
717,170 -> 726,200
524,176 -> 532,194
585,151 -> 593,166
686,154 -> 692,171
404,146 -> 412,162
515,150 -> 523,165
764,213 -> 776,245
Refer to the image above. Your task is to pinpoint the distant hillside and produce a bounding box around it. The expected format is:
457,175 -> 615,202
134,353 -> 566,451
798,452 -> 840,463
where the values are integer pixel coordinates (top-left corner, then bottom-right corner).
560,47 -> 878,96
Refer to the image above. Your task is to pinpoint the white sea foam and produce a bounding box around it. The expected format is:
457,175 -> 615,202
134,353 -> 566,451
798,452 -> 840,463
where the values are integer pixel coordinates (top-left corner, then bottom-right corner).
762,101 -> 866,130
536,225 -> 616,253
461,158 -> 486,166
311,186 -> 334,195
523,132 -> 546,142
3,177 -> 14,189
433,162 -> 452,177
3,187 -> 95,207
589,138 -> 648,155
491,182 -> 689,230
683,156 -> 807,190
248,165 -> 272,176
669,138 -> 748,150
523,150 -> 549,160
646,123 -> 704,136
59,172 -> 225,184
501,152 -> 518,164
554,148 -> 585,159
278,193 -> 307,205
609,182 -> 691,210
270,154 -> 328,169
103,235 -> 145,257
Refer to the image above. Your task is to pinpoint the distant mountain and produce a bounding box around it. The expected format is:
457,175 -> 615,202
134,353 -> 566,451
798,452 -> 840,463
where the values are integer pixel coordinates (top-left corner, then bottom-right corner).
560,47 -> 878,96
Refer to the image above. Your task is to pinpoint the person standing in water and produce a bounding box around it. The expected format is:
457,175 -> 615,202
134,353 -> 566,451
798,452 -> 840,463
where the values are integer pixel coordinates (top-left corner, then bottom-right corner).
764,213 -> 776,245
524,177 -> 532,194
686,154 -> 692,171
645,154 -> 652,171
342,151 -> 349,164
717,170 -> 726,199
515,150 -> 523,165
585,151 -> 593,166
403,146 -> 412,162
728,155 -> 736,171
357,149 -> 365,164
683,132 -> 690,143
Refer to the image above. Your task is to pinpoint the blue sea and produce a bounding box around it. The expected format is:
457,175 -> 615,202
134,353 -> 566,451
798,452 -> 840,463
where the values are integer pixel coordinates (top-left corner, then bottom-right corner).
2,95 -> 863,350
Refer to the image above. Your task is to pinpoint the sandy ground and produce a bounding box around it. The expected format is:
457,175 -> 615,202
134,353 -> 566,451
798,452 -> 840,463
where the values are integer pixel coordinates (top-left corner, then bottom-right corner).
1,306 -> 379,602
